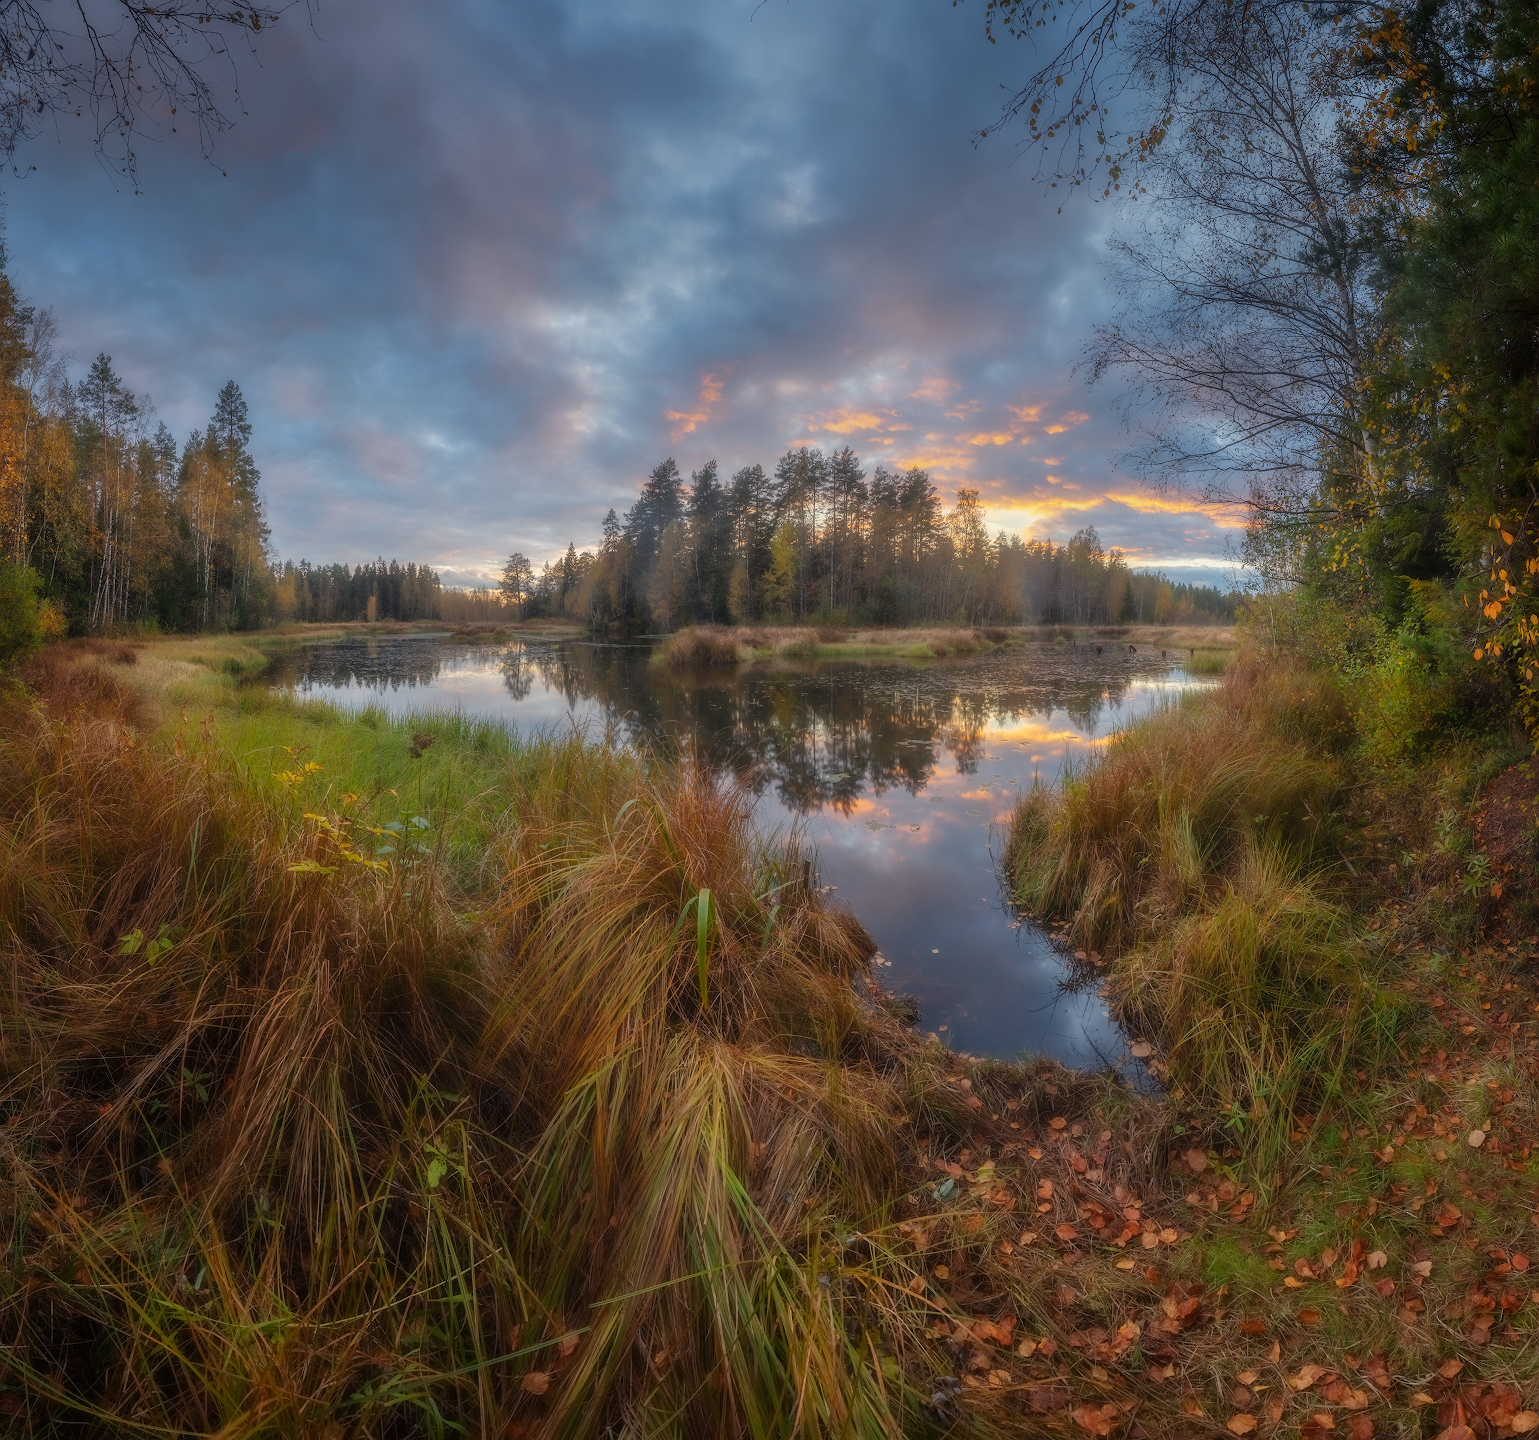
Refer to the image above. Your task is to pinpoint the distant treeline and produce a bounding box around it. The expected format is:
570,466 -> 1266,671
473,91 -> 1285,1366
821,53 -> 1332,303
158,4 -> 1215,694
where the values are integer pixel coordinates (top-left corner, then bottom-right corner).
271,558 -> 446,624
503,451 -> 1240,631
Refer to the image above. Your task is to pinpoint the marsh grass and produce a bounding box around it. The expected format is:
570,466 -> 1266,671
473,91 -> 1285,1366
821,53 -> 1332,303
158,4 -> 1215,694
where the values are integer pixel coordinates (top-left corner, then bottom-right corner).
1184,648 -> 1233,676
659,625 -> 1011,668
5,647 -> 1071,1436
1004,657 -> 1394,1165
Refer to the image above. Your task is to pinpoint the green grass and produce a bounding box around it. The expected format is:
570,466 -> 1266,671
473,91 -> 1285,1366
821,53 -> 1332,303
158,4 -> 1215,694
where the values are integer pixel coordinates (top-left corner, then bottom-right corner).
1004,655 -> 1399,1172
1185,647 -> 1234,675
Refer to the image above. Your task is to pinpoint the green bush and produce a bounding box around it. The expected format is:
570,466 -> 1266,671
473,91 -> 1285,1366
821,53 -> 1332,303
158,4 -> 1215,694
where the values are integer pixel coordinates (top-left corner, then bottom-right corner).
0,563 -> 46,669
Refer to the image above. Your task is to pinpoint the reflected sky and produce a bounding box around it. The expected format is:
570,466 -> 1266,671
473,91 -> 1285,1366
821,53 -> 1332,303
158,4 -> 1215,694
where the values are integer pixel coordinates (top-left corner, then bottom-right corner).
264,637 -> 1213,1069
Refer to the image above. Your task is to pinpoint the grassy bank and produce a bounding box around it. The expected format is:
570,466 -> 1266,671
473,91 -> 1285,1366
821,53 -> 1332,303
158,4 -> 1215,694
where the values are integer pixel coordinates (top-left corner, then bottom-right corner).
657,623 -> 1234,669
6,635 -> 1537,1435
1005,643 -> 1539,1422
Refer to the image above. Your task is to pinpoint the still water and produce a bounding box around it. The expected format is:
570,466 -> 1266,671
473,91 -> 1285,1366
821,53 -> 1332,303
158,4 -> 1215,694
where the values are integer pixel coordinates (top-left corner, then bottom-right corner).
264,635 -> 1211,1071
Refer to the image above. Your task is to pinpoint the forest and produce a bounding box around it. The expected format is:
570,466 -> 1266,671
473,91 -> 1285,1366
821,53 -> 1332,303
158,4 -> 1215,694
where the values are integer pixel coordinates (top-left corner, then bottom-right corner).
0,234 -> 1239,641
0,257 -> 467,637
506,453 -> 1238,631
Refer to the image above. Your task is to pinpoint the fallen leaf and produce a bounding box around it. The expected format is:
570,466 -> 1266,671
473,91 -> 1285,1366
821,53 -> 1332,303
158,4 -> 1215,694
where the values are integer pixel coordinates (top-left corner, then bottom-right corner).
1050,1116 -> 1068,1131
1017,1337 -> 1039,1357
1469,1130 -> 1487,1149
1510,1413 -> 1539,1433
1410,1260 -> 1433,1278
1297,1306 -> 1322,1325
1227,1416 -> 1257,1435
1184,1148 -> 1209,1174
1290,1365 -> 1326,1390
520,1372 -> 552,1395
1514,1253 -> 1531,1272
1115,1257 -> 1135,1270
1236,1370 -> 1260,1385
1131,1041 -> 1153,1058
1437,1359 -> 1463,1378
1367,1250 -> 1388,1270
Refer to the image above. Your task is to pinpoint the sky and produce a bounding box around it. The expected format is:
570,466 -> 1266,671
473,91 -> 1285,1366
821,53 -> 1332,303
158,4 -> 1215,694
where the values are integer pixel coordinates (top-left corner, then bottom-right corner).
8,0 -> 1241,589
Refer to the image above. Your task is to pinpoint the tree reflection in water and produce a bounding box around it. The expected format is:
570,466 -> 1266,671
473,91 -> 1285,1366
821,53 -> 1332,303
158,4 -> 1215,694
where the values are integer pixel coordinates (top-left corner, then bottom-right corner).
495,639 -> 1167,817
265,632 -> 1203,1067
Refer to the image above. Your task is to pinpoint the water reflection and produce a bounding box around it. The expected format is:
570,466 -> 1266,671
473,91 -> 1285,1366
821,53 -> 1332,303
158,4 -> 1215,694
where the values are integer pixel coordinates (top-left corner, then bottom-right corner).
265,634 -> 1211,1070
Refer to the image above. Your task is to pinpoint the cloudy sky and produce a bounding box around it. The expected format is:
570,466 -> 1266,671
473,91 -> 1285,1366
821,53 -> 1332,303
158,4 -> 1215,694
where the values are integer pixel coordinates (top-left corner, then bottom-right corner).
9,0 -> 1239,587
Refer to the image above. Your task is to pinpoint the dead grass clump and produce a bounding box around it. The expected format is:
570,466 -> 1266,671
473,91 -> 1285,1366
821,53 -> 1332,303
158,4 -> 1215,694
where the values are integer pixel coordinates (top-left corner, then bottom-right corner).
813,625 -> 848,643
926,629 -> 981,656
974,626 -> 1009,644
0,689 -> 971,1434
14,642 -> 149,727
657,625 -> 746,668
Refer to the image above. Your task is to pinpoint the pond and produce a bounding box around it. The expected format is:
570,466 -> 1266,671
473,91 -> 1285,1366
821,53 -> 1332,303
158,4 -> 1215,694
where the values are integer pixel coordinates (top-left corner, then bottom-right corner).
263,634 -> 1214,1072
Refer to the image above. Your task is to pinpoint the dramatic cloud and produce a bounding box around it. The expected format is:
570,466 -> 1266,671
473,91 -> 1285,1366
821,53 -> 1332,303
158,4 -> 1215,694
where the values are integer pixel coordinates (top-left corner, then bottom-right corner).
6,0 -> 1238,587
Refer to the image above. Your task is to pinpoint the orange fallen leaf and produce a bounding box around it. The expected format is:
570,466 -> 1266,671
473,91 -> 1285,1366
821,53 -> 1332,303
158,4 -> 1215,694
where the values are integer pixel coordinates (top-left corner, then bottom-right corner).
521,1372 -> 552,1395
1438,1359 -> 1463,1378
1510,1413 -> 1539,1433
1049,1117 -> 1067,1131
1227,1417 -> 1257,1435
1367,1250 -> 1388,1270
1468,1130 -> 1487,1148
1290,1365 -> 1326,1390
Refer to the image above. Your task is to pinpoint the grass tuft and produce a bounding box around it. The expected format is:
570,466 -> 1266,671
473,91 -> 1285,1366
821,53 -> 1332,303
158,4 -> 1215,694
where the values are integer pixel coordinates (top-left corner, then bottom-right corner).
1004,656 -> 1392,1165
